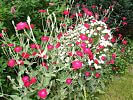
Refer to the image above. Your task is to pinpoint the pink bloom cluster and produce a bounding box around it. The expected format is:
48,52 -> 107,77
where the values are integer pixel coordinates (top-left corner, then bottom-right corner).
22,76 -> 37,87
1,6 -> 128,99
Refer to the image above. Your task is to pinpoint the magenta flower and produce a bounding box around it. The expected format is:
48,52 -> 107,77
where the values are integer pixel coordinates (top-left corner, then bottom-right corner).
55,42 -> 61,48
66,78 -> 72,85
21,52 -> 30,59
122,17 -> 127,21
47,44 -> 54,50
85,71 -> 91,77
111,37 -> 116,43
83,48 -> 91,54
22,76 -> 29,83
0,33 -> 3,38
122,40 -> 127,45
84,23 -> 90,29
25,24 -> 35,30
72,60 -> 83,70
76,51 -> 83,57
57,32 -> 63,40
112,53 -> 116,59
7,59 -> 16,68
30,77 -> 37,84
14,46 -> 22,53
38,9 -> 46,13
16,22 -> 28,30
8,43 -> 14,47
24,81 -> 31,87
38,88 -> 48,99
95,72 -> 101,78
41,62 -> 48,70
63,10 -> 70,15
88,38 -> 93,43
80,42 -> 87,48
101,56 -> 106,61
41,36 -> 49,42
30,43 -> 37,49
78,13 -> 83,17
79,34 -> 88,41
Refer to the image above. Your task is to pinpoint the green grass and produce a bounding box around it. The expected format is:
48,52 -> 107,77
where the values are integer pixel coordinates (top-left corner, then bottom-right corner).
99,66 -> 133,100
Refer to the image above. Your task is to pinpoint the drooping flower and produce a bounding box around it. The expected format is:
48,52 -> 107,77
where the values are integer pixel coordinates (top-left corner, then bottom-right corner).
38,88 -> 48,99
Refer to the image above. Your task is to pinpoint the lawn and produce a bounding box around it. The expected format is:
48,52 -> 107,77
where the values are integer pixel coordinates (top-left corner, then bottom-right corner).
99,65 -> 133,100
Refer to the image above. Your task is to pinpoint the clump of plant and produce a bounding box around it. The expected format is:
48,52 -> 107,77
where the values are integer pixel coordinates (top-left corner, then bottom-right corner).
0,3 -> 128,100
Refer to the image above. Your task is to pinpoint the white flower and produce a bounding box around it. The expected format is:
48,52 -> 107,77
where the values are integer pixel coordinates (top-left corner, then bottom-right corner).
86,30 -> 90,33
94,33 -> 97,35
88,44 -> 92,47
94,63 -> 101,69
103,48 -> 108,52
90,29 -> 94,34
102,29 -> 110,33
91,23 -> 94,26
65,57 -> 70,62
88,60 -> 93,66
97,27 -> 102,31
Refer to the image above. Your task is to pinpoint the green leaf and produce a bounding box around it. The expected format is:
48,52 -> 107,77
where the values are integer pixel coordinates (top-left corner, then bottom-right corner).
10,95 -> 22,100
